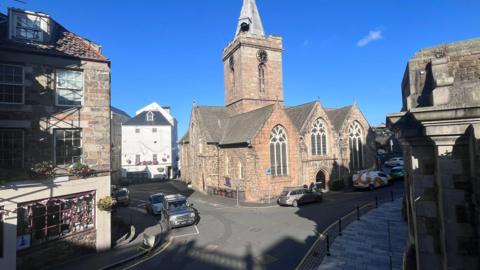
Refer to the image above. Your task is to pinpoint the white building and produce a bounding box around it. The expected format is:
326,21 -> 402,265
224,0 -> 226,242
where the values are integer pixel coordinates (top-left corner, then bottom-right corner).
121,103 -> 178,180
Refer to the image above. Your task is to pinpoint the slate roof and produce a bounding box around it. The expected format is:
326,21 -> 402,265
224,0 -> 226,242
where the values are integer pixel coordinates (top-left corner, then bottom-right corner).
325,105 -> 353,133
179,130 -> 190,144
196,106 -> 232,143
123,111 -> 171,126
220,105 -> 274,145
191,103 -> 355,146
111,106 -> 131,119
285,101 -> 317,131
0,9 -> 108,62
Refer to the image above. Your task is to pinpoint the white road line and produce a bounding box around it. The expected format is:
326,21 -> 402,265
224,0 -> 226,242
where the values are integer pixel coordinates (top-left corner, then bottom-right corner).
171,225 -> 200,239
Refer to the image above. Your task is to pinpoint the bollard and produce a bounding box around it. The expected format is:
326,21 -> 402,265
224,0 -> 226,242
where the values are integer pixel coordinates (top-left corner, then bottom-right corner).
326,234 -> 331,256
375,196 -> 378,208
390,190 -> 394,202
356,206 -> 360,220
338,216 -> 342,236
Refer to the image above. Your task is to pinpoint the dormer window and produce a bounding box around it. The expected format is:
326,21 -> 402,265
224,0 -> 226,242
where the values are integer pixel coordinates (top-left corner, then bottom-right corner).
146,111 -> 154,122
10,10 -> 50,43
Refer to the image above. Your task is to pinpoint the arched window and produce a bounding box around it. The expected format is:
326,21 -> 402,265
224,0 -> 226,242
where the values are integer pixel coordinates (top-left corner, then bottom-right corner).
349,121 -> 364,170
311,119 -> 327,156
270,125 -> 288,176
259,64 -> 266,94
225,155 -> 229,176
238,161 -> 243,179
146,111 -> 154,122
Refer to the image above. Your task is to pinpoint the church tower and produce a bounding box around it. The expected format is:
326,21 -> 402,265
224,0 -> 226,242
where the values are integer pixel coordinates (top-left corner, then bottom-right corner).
223,0 -> 284,114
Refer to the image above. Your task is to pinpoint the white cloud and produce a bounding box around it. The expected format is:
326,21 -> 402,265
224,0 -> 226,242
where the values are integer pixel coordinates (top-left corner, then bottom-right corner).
357,30 -> 383,47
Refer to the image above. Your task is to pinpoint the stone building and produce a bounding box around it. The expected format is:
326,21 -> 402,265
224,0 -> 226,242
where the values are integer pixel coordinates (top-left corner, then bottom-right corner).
179,0 -> 375,202
0,8 -> 111,270
111,106 -> 131,185
387,38 -> 480,270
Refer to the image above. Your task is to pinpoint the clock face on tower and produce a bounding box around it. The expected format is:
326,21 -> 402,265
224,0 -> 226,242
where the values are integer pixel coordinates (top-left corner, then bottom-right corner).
257,50 -> 268,63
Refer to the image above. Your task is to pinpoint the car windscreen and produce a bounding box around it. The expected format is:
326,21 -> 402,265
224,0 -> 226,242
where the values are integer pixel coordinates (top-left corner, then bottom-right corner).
280,191 -> 289,196
116,190 -> 128,197
151,195 -> 163,204
168,200 -> 187,210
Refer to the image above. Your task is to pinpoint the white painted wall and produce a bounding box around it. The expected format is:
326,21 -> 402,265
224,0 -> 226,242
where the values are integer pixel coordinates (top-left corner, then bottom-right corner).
121,125 -> 175,178
0,176 -> 111,270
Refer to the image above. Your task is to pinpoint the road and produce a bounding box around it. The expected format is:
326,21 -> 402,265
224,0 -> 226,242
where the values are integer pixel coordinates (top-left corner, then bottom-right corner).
117,180 -> 404,270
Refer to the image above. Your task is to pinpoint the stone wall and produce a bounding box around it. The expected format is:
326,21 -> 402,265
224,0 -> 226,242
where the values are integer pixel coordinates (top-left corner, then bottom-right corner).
0,51 -> 111,172
223,35 -> 284,114
17,229 -> 96,270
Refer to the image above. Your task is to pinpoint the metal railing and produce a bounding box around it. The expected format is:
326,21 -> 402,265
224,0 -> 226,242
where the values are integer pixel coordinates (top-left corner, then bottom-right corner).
296,190 -> 404,270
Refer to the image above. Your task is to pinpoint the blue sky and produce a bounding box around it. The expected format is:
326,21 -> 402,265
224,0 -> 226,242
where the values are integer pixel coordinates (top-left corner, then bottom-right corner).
2,0 -> 479,136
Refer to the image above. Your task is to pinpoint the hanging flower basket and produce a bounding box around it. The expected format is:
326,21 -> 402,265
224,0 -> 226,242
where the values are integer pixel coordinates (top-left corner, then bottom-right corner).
97,196 -> 114,212
31,161 -> 56,179
68,163 -> 94,178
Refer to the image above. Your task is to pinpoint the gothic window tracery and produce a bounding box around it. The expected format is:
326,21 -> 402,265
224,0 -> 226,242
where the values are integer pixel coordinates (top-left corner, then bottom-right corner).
349,121 -> 364,170
259,64 -> 266,95
311,119 -> 327,156
270,125 -> 288,176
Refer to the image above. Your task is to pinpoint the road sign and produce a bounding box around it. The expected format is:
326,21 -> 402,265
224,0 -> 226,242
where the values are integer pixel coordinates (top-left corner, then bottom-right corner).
265,167 -> 272,175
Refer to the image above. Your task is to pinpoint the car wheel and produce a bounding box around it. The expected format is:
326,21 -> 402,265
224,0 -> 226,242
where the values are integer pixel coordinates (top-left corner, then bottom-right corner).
369,185 -> 374,191
317,196 -> 323,202
292,200 -> 299,207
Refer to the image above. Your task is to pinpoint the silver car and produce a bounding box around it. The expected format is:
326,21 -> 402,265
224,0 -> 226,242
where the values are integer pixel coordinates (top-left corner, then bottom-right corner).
162,194 -> 197,229
277,187 -> 323,207
146,193 -> 165,215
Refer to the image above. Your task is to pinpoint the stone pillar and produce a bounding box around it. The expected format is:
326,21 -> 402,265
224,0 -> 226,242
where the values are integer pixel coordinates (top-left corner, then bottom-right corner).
431,135 -> 478,270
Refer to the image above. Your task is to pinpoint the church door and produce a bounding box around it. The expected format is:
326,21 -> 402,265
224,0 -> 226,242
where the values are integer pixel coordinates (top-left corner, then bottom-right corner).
316,171 -> 326,190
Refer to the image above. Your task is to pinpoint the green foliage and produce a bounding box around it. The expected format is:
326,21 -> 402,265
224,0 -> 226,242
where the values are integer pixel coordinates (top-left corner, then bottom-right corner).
97,196 -> 114,212
68,163 -> 94,177
31,161 -> 56,179
330,180 -> 345,191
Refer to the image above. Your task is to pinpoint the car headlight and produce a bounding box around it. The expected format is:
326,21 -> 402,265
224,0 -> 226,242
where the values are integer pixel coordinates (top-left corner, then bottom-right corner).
169,216 -> 177,221
189,213 -> 195,218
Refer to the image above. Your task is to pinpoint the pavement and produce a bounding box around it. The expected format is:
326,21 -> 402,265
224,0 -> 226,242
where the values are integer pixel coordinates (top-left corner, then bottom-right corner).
319,198 -> 407,270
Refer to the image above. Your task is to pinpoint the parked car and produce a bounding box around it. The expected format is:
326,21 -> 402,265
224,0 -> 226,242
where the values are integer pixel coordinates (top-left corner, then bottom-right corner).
146,193 -> 165,215
162,194 -> 197,229
353,170 -> 392,190
390,166 -> 404,180
385,157 -> 404,167
277,187 -> 323,207
112,188 -> 130,206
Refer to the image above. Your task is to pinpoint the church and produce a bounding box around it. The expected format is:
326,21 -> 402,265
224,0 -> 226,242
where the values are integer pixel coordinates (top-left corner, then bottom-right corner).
179,0 -> 375,202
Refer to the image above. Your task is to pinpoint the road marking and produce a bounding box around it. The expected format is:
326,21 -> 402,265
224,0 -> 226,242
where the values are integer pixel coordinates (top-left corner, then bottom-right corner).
171,225 -> 200,239
121,238 -> 173,270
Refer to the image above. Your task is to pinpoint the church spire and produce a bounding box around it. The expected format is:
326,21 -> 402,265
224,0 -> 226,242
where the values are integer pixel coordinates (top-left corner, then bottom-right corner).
235,0 -> 265,37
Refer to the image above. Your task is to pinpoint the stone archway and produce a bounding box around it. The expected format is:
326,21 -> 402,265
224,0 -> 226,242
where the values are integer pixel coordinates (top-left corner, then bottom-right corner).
315,170 -> 327,190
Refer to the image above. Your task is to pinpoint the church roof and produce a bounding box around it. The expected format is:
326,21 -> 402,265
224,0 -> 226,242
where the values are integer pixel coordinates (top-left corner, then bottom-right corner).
220,105 -> 274,145
191,103 -> 356,146
196,106 -> 233,143
325,105 -> 353,133
285,101 -> 317,131
123,111 -> 171,126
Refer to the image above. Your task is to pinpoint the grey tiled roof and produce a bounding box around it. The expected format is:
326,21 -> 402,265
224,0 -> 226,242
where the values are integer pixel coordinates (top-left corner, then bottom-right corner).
179,130 -> 189,144
325,105 -> 353,133
285,101 -> 317,131
196,106 -> 233,143
220,105 -> 274,145
123,111 -> 171,126
111,106 -> 131,119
